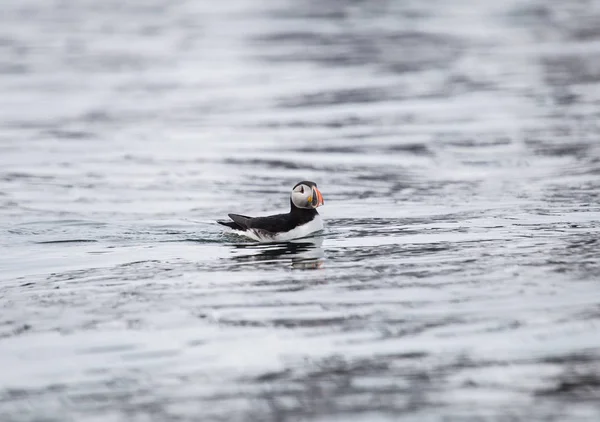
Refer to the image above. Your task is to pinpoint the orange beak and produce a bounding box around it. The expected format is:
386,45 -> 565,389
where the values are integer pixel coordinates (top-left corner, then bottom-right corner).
311,186 -> 324,208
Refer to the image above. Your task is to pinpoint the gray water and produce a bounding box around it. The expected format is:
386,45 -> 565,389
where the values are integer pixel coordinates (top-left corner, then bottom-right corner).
1,0 -> 600,421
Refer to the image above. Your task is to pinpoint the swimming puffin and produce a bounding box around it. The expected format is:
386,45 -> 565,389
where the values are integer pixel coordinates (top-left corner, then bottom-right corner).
218,181 -> 325,242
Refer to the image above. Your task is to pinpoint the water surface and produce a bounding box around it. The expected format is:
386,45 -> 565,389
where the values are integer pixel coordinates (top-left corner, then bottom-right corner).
1,0 -> 600,420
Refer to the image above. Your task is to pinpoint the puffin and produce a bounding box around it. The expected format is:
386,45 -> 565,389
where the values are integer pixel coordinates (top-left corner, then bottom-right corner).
218,181 -> 325,242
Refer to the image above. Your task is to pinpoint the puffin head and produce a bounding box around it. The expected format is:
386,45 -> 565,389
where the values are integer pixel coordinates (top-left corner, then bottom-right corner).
291,181 -> 324,209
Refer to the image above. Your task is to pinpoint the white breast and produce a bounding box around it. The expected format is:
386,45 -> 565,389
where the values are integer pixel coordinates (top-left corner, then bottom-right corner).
233,215 -> 324,243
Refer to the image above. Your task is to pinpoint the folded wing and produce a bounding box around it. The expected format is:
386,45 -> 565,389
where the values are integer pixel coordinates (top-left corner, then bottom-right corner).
217,213 -> 252,231
218,213 -> 291,234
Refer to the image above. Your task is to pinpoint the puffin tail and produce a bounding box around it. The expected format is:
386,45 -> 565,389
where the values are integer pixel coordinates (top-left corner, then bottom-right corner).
217,220 -> 244,230
217,214 -> 252,231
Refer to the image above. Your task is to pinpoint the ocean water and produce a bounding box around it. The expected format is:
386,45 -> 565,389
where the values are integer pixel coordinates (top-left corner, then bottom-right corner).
1,0 -> 600,421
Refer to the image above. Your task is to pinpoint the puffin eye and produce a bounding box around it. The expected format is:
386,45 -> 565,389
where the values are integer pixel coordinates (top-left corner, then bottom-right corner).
299,186 -> 304,193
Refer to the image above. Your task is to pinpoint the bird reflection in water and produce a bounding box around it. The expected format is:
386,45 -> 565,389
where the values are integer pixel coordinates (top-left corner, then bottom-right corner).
228,236 -> 324,269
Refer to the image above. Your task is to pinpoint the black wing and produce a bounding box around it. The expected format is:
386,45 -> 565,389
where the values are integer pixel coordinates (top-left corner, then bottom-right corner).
217,214 -> 252,231
245,213 -> 295,233
219,211 -> 315,234
218,212 -> 295,234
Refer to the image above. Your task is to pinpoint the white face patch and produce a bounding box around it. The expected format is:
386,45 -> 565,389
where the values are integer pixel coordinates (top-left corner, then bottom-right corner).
291,183 -> 313,209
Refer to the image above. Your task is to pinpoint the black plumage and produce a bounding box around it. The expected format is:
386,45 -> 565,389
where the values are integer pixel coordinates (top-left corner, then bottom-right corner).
218,181 -> 322,237
218,208 -> 319,233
